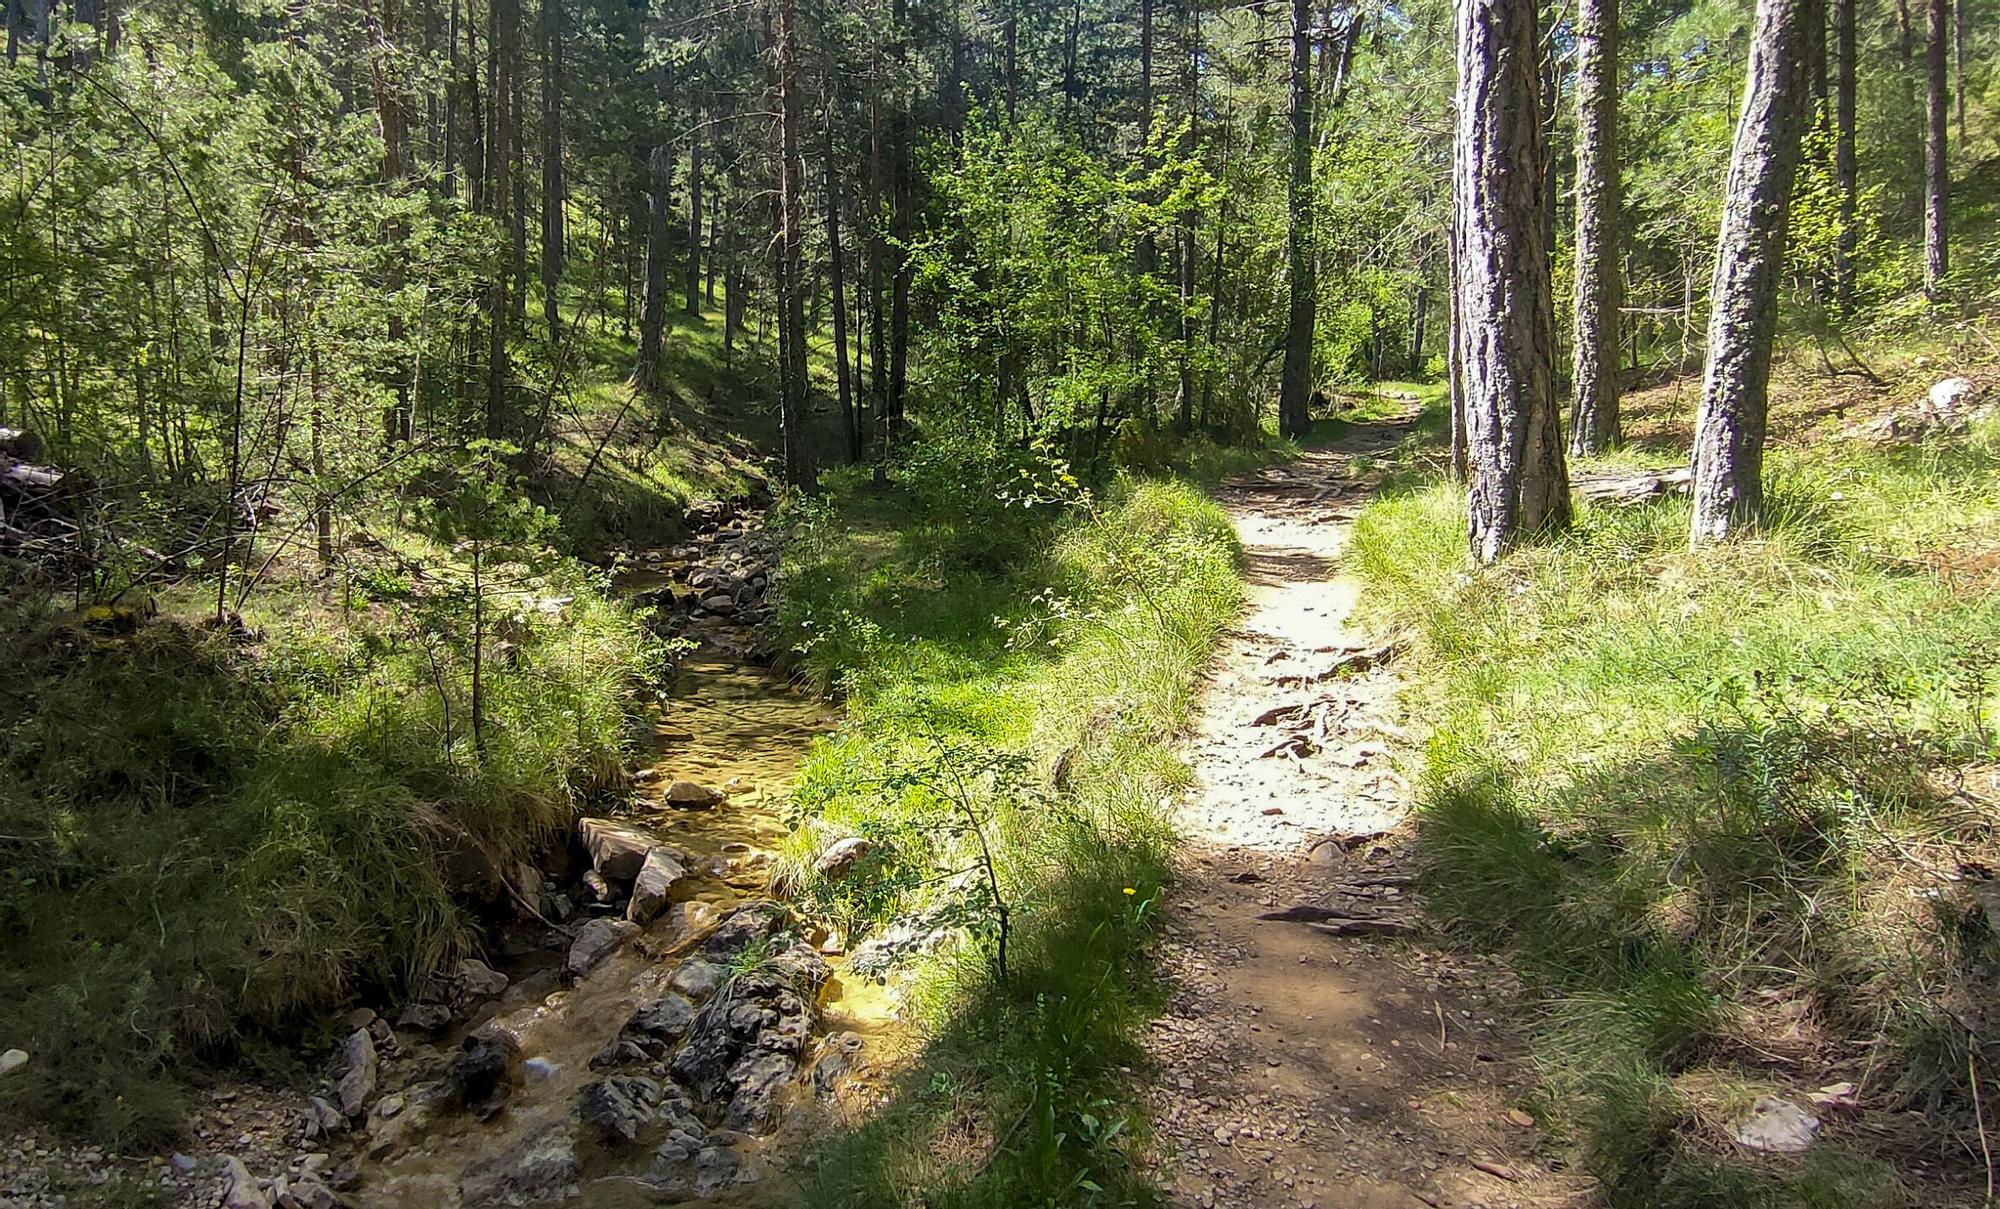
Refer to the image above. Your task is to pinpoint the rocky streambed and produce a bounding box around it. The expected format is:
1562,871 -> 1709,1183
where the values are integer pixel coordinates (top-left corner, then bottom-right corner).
0,500 -> 900,1209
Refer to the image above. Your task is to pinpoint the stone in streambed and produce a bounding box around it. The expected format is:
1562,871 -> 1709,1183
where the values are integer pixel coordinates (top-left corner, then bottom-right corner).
627,847 -> 688,925
577,1075 -> 694,1146
664,780 -> 726,809
579,817 -> 657,881
450,1027 -> 524,1121
567,918 -> 641,980
670,943 -> 828,1132
459,1121 -> 580,1208
593,992 -> 698,1067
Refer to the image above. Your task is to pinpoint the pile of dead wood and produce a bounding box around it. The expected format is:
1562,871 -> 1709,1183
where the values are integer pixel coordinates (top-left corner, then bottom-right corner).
0,427 -> 87,564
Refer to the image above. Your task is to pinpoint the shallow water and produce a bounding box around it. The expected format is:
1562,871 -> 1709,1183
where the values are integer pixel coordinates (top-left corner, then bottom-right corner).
349,553 -> 894,1208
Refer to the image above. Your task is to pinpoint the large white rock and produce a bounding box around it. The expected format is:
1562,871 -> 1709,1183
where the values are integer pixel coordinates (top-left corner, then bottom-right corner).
0,1048 -> 27,1077
1730,1096 -> 1820,1153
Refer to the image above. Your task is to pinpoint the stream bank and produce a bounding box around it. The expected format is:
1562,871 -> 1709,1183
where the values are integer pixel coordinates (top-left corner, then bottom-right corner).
310,500 -> 901,1209
0,501 -> 902,1209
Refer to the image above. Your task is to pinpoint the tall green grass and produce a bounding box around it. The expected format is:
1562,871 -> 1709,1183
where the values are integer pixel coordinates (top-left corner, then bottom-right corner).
1348,406 -> 2000,1206
771,438 -> 1241,1205
0,570 -> 653,1146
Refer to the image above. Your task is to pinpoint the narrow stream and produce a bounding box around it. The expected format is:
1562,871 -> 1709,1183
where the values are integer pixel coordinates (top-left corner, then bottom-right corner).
338,511 -> 900,1207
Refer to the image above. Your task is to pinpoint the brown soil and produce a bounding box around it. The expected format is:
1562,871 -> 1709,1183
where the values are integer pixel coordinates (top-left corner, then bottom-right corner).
1142,415 -> 1584,1209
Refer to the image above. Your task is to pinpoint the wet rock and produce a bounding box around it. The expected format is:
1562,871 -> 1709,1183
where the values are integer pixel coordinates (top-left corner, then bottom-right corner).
700,901 -> 787,961
665,780 -> 726,809
698,594 -> 737,615
628,847 -> 689,925
335,1028 -> 378,1118
394,1001 -> 453,1034
812,1031 -> 867,1096
365,1080 -> 451,1159
456,958 -> 510,1001
450,1027 -> 524,1121
0,1048 -> 27,1077
578,817 -> 658,880
567,917 -> 641,980
594,992 -> 698,1067
669,899 -> 722,939
1730,1096 -> 1819,1153
648,1129 -> 760,1200
222,1156 -> 272,1209
814,836 -> 874,880
668,960 -> 728,1001
459,1121 -> 581,1208
577,1075 -> 692,1145
671,943 -> 829,1132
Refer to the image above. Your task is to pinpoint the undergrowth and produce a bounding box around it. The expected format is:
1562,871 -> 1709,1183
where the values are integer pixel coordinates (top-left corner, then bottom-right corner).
1350,383 -> 2000,1205
0,559 -> 653,1147
771,429 -> 1242,1205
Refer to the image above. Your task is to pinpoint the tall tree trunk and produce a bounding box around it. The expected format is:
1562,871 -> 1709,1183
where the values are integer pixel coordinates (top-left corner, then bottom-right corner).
1455,0 -> 1568,561
775,0 -> 810,487
541,0 -> 565,342
375,0 -> 414,444
1833,0 -> 1855,312
825,101 -> 858,462
484,0 -> 516,438
635,71 -> 673,392
1688,0 -> 1815,543
686,99 -> 704,316
1277,0 -> 1315,439
1447,204 -> 1467,482
1923,0 -> 1948,296
1568,0 -> 1622,455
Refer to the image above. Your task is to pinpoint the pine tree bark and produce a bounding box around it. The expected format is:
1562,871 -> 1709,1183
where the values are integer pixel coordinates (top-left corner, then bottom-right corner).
541,0 -> 565,343
1277,0 -> 1315,439
635,69 -> 673,393
824,99 -> 858,462
1455,0 -> 1568,561
1833,0 -> 1855,312
685,99 -> 704,316
1923,0 -> 1948,295
1568,0 -> 1621,455
484,0 -> 516,438
775,0 -> 810,488
1688,0 -> 1815,543
375,0 -> 414,444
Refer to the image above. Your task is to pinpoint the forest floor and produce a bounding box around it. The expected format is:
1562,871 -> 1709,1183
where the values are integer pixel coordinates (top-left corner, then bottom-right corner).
1142,412 -> 1583,1209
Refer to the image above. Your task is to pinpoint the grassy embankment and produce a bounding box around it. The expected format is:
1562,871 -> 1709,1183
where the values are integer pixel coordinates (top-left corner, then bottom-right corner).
1350,329 -> 2000,1205
0,298 -> 761,1147
765,430 -> 1268,1205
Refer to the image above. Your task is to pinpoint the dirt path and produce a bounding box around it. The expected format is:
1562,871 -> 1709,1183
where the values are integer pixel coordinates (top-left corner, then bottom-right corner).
1143,417 -> 1578,1209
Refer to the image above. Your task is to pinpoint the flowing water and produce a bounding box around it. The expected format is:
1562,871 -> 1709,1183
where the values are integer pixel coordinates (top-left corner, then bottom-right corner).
347,543 -> 899,1207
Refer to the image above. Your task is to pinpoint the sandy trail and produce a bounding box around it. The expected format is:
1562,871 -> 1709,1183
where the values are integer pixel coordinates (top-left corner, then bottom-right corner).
1143,415 -> 1579,1209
